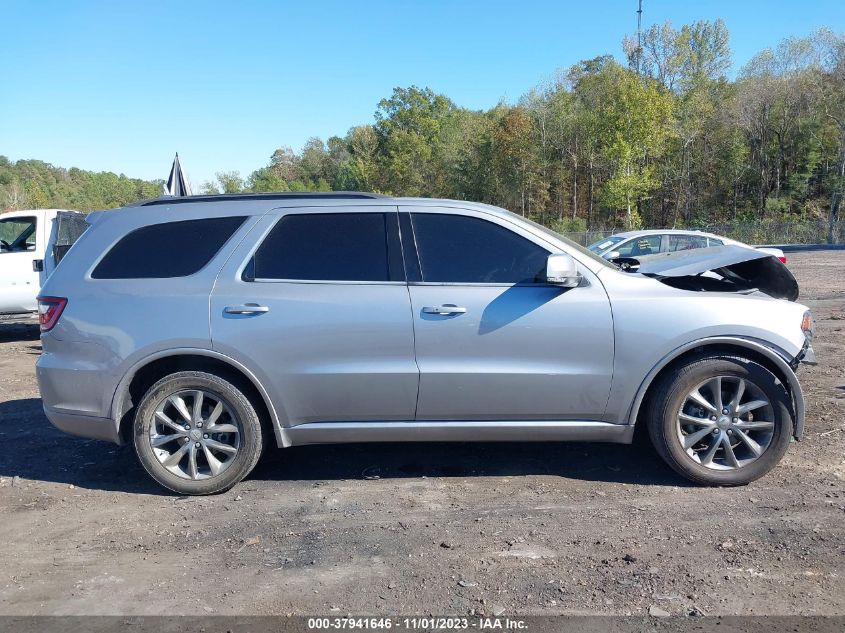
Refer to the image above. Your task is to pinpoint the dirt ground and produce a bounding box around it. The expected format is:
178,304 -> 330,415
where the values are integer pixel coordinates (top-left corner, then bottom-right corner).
0,251 -> 843,618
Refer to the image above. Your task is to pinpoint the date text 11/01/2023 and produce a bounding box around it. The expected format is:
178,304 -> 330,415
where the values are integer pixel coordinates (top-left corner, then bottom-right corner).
307,617 -> 529,630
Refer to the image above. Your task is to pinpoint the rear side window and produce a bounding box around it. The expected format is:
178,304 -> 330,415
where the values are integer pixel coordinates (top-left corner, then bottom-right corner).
667,234 -> 708,252
411,213 -> 549,283
92,216 -> 246,279
249,213 -> 395,282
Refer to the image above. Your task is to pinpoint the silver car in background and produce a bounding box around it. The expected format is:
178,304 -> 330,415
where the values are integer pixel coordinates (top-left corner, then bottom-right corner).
36,193 -> 815,494
589,229 -> 787,263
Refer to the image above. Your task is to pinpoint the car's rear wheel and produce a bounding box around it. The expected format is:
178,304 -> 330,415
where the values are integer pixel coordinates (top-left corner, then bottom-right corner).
647,354 -> 793,486
133,371 -> 264,495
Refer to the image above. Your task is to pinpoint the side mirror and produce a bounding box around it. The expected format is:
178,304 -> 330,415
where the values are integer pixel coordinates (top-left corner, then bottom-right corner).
545,253 -> 582,288
605,250 -> 621,260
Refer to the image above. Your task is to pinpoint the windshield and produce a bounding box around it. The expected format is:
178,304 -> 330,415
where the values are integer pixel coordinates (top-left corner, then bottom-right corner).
588,235 -> 624,252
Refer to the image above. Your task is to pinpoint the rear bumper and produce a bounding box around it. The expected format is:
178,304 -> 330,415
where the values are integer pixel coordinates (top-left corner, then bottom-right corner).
43,405 -> 121,444
36,339 -> 117,422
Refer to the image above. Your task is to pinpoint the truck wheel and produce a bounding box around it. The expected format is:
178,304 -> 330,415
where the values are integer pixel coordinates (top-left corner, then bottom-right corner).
133,371 -> 264,495
647,354 -> 793,486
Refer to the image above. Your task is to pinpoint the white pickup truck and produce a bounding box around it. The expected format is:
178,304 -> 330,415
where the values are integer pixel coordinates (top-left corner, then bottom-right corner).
0,209 -> 87,316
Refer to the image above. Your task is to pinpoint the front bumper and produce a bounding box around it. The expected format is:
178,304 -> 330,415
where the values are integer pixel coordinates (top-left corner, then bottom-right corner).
792,339 -> 817,368
43,405 -> 121,444
799,342 -> 817,365
780,339 -> 814,441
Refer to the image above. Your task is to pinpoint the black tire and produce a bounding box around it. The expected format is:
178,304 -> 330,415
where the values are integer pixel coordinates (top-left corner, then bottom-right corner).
133,371 -> 264,495
646,354 -> 793,486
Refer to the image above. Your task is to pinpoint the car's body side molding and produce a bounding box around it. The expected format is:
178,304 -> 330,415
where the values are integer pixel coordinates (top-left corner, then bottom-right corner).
627,336 -> 805,439
285,420 -> 635,446
110,347 -> 290,447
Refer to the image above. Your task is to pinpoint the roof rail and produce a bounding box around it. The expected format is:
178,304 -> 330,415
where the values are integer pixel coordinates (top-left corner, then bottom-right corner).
130,191 -> 386,207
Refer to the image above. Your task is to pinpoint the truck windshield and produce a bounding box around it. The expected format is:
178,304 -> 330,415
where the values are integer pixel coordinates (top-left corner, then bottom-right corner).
0,217 -> 37,252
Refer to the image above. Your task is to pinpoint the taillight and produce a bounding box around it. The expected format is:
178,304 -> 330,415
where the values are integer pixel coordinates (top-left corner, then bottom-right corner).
779,256 -> 787,264
37,296 -> 67,332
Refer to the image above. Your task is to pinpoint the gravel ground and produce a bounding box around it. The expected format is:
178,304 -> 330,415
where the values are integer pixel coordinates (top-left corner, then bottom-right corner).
0,251 -> 843,617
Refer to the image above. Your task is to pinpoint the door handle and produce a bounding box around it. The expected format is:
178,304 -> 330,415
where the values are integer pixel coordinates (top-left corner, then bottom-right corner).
224,304 -> 270,315
422,305 -> 467,315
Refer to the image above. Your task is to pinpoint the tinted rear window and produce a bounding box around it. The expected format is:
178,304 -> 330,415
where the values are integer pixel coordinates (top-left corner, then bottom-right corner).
250,213 -> 391,281
92,216 -> 246,279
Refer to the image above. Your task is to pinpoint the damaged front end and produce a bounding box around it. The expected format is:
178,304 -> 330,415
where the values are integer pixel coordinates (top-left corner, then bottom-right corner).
613,245 -> 799,301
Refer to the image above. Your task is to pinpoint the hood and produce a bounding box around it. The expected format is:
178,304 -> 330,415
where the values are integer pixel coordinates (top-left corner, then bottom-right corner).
613,245 -> 799,301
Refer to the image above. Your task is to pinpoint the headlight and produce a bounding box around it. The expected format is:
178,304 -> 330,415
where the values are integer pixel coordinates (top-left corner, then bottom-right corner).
801,310 -> 814,341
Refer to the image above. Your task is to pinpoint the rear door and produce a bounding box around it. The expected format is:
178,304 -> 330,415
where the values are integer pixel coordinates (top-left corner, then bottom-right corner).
402,207 -> 614,422
0,214 -> 40,313
209,207 -> 418,427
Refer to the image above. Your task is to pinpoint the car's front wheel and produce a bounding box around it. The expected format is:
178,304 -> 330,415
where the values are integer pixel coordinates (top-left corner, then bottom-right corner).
133,371 -> 264,495
647,354 -> 793,486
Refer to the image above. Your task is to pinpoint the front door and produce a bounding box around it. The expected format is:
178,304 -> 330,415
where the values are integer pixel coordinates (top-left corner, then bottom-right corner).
403,208 -> 614,421
210,207 -> 419,427
0,214 -> 39,313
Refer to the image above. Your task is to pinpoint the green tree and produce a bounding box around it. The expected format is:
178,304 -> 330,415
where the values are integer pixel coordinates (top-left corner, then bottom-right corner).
247,167 -> 288,192
0,157 -> 160,212
374,86 -> 455,195
214,171 -> 243,194
582,62 -> 675,227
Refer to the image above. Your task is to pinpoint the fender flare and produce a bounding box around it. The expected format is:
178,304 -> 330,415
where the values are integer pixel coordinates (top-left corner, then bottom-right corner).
627,336 -> 805,439
110,347 -> 292,447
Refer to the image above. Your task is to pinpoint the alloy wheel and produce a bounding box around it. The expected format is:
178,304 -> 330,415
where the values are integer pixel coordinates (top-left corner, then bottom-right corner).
676,376 -> 775,471
148,389 -> 241,480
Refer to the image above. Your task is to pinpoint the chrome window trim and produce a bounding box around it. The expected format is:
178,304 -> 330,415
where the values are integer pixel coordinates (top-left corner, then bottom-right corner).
406,281 -> 564,288
248,278 -> 407,286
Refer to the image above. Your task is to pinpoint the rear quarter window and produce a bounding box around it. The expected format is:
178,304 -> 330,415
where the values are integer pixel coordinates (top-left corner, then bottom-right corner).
92,216 -> 246,279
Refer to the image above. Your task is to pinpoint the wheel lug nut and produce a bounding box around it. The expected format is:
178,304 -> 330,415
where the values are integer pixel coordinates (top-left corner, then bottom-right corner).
195,442 -> 201,448
722,408 -> 729,415
203,434 -> 209,439
712,429 -> 719,435
197,422 -> 203,428
727,429 -> 733,435
710,416 -> 717,421
184,425 -> 190,431
732,418 -> 738,423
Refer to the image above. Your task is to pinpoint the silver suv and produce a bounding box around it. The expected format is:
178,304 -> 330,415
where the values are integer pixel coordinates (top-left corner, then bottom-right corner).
36,193 -> 815,494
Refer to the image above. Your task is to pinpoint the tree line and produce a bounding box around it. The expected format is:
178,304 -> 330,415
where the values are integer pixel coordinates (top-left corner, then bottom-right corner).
4,21 -> 844,237
0,156 -> 160,212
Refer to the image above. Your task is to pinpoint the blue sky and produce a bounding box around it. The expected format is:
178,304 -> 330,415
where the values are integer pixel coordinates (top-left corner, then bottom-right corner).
1,0 -> 843,187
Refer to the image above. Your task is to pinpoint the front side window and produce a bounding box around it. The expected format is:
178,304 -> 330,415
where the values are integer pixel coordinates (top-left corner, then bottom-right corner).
250,213 -> 394,282
411,213 -> 549,283
92,216 -> 246,279
615,235 -> 661,257
0,216 -> 37,253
